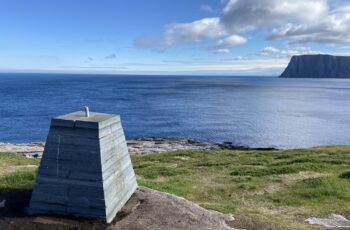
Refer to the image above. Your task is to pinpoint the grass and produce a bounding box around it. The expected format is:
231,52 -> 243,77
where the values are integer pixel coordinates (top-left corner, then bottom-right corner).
2,146 -> 350,229
131,146 -> 350,229
0,153 -> 39,193
339,171 -> 350,179
0,170 -> 37,193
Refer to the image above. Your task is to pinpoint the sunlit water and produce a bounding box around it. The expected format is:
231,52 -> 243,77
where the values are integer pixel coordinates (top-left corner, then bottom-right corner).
1,73 -> 350,149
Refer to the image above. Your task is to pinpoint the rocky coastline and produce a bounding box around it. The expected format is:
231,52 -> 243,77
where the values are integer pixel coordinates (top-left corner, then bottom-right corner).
0,137 -> 276,158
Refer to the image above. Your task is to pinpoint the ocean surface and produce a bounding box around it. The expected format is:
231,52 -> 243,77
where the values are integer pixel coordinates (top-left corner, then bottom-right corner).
1,73 -> 350,149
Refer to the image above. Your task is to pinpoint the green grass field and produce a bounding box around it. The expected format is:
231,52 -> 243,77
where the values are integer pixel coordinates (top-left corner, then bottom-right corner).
1,146 -> 350,229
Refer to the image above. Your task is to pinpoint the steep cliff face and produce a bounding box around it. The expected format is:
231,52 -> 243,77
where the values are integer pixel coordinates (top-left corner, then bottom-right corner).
280,55 -> 350,78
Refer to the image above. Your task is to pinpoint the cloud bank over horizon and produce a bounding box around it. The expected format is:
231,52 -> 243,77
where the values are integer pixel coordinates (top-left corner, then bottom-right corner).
136,0 -> 350,55
1,0 -> 350,75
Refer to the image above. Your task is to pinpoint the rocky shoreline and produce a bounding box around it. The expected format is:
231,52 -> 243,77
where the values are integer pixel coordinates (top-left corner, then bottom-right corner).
0,137 -> 277,158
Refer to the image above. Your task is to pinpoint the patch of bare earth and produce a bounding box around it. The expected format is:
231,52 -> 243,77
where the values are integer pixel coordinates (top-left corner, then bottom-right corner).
252,171 -> 327,195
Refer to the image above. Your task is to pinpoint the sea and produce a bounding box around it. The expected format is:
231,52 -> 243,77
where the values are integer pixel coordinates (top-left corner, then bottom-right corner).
1,73 -> 350,149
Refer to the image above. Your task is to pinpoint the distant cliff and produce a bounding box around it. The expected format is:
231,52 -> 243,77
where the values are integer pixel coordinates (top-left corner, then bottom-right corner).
280,54 -> 350,78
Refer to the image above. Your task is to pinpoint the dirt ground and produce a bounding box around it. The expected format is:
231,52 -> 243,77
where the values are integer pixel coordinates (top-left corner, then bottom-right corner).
0,187 -> 239,230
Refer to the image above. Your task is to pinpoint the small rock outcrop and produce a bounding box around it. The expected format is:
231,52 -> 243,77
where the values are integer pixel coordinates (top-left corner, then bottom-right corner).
280,54 -> 350,78
0,187 -> 237,230
306,214 -> 350,228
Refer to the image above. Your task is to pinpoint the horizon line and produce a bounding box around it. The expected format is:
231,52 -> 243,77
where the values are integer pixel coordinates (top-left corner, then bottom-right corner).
0,71 -> 279,77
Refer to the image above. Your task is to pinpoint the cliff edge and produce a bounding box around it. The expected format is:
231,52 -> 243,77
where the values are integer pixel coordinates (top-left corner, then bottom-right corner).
280,54 -> 350,78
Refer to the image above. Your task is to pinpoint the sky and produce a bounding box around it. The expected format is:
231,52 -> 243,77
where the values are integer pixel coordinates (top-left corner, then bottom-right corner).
0,0 -> 350,75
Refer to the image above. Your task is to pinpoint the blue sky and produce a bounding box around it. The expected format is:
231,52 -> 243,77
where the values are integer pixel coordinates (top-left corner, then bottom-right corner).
0,0 -> 350,75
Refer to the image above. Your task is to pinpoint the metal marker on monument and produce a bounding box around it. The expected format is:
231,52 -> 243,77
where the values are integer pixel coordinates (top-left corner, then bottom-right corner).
28,107 -> 138,223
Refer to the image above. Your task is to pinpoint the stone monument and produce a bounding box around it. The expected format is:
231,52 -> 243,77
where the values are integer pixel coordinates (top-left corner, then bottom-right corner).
28,108 -> 138,223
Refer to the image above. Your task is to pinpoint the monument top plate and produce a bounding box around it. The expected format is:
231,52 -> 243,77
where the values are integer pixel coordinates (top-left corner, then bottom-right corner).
51,111 -> 120,129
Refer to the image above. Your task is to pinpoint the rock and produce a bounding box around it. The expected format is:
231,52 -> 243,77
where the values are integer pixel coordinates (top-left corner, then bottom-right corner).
280,54 -> 350,78
113,187 -> 237,230
306,214 -> 350,228
0,142 -> 44,157
127,137 -> 221,155
0,200 -> 5,208
0,188 -> 239,230
9,165 -> 38,170
0,137 -> 276,157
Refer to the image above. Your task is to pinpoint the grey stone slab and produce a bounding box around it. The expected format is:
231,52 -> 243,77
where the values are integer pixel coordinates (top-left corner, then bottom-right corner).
68,185 -> 105,199
104,188 -> 131,209
44,142 -> 101,155
51,118 -> 75,128
46,133 -> 101,148
102,156 -> 133,181
99,132 -> 125,150
103,168 -> 136,196
47,126 -> 101,139
39,158 -> 70,169
68,197 -> 105,209
75,116 -> 120,130
29,110 -> 137,223
27,208 -> 68,216
69,171 -> 103,181
101,148 -> 129,172
32,183 -> 69,196
100,145 -> 128,163
40,158 -> 102,172
104,175 -> 137,202
38,168 -> 70,179
100,133 -> 125,148
66,206 -> 106,218
29,202 -> 67,213
106,180 -> 137,223
30,191 -> 68,205
36,175 -> 103,187
54,111 -> 118,125
103,164 -> 133,189
98,123 -> 122,139
42,148 -> 73,161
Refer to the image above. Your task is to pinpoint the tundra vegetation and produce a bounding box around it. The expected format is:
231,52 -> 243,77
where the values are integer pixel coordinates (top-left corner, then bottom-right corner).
1,146 -> 350,229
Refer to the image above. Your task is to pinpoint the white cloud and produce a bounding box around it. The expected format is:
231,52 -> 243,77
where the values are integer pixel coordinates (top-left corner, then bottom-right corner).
261,46 -> 279,55
135,17 -> 227,51
221,0 -> 328,32
84,57 -> 94,63
215,49 -> 231,54
234,56 -> 246,60
200,4 -> 214,12
135,0 -> 350,53
221,0 -> 350,44
267,9 -> 350,43
260,46 -> 322,58
211,34 -> 247,53
164,18 -> 226,43
104,53 -> 117,60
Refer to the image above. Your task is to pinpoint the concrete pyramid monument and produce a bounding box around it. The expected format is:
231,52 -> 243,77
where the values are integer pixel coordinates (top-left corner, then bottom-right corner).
28,108 -> 137,223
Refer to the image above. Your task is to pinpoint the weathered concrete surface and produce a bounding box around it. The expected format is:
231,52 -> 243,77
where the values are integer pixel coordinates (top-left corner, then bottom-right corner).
306,214 -> 350,228
0,187 -> 238,230
28,111 -> 137,223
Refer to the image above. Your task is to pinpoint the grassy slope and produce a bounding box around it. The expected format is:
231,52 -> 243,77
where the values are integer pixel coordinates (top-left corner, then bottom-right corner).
132,146 -> 350,229
1,146 -> 350,229
0,153 -> 39,193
